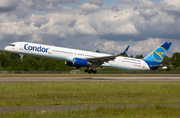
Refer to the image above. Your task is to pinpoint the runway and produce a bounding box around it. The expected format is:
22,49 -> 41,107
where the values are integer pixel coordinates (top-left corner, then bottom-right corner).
1,77 -> 180,82
1,104 -> 180,114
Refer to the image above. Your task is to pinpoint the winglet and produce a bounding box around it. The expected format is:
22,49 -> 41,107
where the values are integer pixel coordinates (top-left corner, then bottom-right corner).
95,50 -> 101,53
121,46 -> 130,55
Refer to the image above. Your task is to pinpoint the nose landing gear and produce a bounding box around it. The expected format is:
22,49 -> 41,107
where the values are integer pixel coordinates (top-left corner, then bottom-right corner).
19,54 -> 23,63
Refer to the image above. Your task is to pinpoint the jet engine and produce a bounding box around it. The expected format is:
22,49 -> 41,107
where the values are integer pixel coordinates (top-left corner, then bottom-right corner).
65,58 -> 91,68
73,58 -> 91,67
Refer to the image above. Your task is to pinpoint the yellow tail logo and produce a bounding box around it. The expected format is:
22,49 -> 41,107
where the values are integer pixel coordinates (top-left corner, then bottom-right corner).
152,47 -> 166,62
155,51 -> 164,59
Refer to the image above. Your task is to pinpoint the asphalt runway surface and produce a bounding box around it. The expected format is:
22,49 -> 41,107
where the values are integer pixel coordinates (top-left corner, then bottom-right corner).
1,104 -> 180,114
0,77 -> 180,82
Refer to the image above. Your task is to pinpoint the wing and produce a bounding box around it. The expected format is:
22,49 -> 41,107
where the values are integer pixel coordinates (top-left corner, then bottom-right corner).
86,55 -> 118,63
86,46 -> 130,64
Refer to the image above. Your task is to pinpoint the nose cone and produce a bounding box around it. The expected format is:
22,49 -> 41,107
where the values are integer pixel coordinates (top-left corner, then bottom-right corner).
4,46 -> 9,51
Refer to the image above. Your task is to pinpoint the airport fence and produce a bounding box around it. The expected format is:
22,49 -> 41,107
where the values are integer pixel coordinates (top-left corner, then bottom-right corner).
0,71 -> 180,74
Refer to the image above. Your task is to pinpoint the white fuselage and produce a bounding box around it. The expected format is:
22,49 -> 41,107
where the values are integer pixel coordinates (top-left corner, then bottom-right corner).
4,42 -> 151,71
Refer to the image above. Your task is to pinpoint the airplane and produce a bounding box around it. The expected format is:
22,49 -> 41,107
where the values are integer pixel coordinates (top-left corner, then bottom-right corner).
4,41 -> 171,74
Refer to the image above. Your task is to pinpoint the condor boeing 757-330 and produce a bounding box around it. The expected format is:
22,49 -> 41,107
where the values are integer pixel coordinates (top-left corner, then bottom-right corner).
4,42 -> 171,74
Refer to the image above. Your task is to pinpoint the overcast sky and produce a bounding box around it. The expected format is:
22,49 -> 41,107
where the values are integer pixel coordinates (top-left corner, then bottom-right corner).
0,0 -> 179,57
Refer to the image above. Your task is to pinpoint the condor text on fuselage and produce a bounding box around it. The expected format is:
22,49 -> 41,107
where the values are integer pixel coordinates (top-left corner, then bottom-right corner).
24,44 -> 49,53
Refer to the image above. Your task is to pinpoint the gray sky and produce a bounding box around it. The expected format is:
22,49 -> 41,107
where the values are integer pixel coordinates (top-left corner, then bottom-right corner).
0,0 -> 180,57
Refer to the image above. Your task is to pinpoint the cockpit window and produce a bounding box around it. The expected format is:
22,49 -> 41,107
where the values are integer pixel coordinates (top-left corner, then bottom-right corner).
9,44 -> 15,46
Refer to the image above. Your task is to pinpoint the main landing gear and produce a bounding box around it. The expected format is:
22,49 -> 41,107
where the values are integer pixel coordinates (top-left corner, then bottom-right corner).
85,69 -> 97,74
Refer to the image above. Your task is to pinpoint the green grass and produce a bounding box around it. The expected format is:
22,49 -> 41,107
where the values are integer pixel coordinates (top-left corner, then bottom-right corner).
0,82 -> 180,107
1,106 -> 180,118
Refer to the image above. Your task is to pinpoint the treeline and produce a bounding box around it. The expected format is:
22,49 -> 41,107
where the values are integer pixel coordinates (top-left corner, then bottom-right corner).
0,50 -> 180,71
0,50 -> 74,71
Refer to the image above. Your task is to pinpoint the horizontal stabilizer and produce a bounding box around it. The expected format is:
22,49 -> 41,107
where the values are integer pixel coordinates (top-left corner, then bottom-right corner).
150,65 -> 173,70
150,65 -> 173,68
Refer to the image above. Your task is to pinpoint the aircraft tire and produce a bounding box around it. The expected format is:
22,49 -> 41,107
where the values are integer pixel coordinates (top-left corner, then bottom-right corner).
85,69 -> 88,73
88,69 -> 93,74
93,70 -> 97,74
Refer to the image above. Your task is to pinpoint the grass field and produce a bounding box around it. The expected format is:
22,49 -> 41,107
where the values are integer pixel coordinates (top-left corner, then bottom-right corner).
0,82 -> 180,107
1,81 -> 180,117
1,106 -> 180,118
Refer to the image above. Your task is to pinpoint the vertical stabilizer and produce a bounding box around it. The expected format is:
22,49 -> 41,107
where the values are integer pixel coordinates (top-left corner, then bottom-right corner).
143,42 -> 172,65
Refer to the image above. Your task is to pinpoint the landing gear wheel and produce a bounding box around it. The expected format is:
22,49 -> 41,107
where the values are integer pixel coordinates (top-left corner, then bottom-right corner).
85,69 -> 88,73
85,69 -> 97,74
93,70 -> 97,74
88,69 -> 93,74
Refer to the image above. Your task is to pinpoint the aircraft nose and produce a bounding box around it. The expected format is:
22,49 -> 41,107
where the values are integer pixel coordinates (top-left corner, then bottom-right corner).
4,46 -> 8,51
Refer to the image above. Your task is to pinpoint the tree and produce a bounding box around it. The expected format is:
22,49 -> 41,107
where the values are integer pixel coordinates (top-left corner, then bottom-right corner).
162,56 -> 170,65
0,54 -> 6,68
171,52 -> 180,67
135,55 -> 143,59
122,54 -> 128,57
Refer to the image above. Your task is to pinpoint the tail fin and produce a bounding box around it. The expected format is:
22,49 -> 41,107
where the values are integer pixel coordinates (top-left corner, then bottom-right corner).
143,42 -> 172,65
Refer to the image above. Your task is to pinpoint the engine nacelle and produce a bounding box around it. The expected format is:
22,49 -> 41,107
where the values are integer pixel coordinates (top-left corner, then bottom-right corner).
65,61 -> 81,69
73,58 -> 91,67
65,61 -> 74,67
